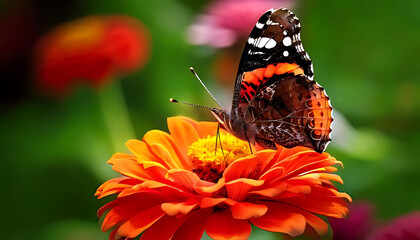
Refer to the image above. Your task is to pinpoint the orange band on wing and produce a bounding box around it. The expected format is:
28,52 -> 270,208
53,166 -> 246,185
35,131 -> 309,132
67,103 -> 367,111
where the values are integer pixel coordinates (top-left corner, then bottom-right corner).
242,63 -> 302,85
241,63 -> 304,101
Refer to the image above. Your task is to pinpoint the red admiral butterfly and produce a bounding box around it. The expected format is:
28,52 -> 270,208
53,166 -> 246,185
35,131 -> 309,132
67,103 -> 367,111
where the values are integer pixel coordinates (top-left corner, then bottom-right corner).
173,8 -> 332,153
211,8 -> 333,153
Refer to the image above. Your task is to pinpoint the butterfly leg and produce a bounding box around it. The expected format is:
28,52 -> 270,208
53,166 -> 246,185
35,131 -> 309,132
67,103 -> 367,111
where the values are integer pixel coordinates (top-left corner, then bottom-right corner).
215,123 -> 225,158
247,140 -> 253,154
243,125 -> 254,154
214,123 -> 219,156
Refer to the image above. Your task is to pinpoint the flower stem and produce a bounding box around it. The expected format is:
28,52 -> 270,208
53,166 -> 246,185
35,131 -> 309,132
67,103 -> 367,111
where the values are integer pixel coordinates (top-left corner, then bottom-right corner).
98,81 -> 135,152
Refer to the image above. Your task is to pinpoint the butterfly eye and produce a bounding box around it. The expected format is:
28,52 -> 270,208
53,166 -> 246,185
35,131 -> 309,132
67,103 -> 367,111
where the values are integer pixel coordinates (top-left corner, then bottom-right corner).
211,111 -> 225,124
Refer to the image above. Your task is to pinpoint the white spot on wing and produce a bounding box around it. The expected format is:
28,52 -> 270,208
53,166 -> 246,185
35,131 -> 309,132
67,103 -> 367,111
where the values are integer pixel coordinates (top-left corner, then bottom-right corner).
267,8 -> 275,14
256,37 -> 276,49
265,38 -> 276,49
283,30 -> 288,36
283,51 -> 289,57
248,38 -> 255,44
282,36 -> 292,47
296,43 -> 304,52
256,22 -> 264,29
248,50 -> 264,55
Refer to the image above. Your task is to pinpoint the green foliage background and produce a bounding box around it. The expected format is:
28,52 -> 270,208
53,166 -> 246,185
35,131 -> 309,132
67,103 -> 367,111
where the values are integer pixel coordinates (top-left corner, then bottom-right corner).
0,0 -> 419,239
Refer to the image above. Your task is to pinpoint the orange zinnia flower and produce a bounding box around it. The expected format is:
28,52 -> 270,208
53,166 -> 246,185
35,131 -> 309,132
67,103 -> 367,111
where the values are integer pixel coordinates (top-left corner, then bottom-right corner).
95,117 -> 351,239
35,15 -> 150,95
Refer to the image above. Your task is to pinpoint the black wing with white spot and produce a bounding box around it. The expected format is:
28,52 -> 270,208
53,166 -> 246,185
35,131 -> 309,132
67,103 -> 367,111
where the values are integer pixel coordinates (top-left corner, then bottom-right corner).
231,8 -> 314,112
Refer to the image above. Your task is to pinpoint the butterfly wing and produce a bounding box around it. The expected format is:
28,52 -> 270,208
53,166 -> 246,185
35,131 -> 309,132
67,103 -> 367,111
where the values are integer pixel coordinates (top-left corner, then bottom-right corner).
245,74 -> 332,152
230,8 -> 332,153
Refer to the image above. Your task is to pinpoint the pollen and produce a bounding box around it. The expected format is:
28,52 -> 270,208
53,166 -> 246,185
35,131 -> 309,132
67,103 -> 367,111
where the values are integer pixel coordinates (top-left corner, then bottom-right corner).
188,134 -> 251,182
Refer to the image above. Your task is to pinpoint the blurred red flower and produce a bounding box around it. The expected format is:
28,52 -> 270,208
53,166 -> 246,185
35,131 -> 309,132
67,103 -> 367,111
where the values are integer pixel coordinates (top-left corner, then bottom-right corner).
187,0 -> 292,48
329,202 -> 375,240
95,117 -> 351,239
368,212 -> 420,240
35,15 -> 150,96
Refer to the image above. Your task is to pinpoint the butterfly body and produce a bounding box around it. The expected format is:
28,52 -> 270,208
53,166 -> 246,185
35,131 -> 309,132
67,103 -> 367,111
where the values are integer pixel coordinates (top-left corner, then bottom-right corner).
211,8 -> 332,153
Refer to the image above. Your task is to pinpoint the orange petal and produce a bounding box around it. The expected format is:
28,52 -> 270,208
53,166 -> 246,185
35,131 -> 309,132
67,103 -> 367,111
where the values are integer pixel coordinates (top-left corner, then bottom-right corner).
140,214 -> 191,240
167,117 -> 199,168
205,209 -> 251,240
149,142 -> 182,169
224,150 -> 276,181
259,166 -> 285,183
250,202 -> 306,237
166,169 -> 200,192
161,202 -> 198,216
249,182 -> 287,197
109,157 -> 153,181
196,121 -> 219,138
272,146 -> 314,164
138,180 -> 194,199
109,228 -> 118,240
106,152 -> 135,164
226,178 -> 264,201
95,177 -> 134,195
299,210 -> 329,236
96,178 -> 141,199
172,208 -> 213,240
106,152 -> 136,168
172,116 -> 198,128
109,156 -> 169,183
100,193 -> 166,232
179,116 -> 229,139
286,184 -> 312,194
306,173 -> 344,184
143,130 -> 189,169
117,205 -> 165,238
272,150 -> 339,179
137,160 -> 168,182
117,185 -> 141,198
230,202 -> 268,220
280,186 -> 350,218
200,197 -> 227,208
194,178 -> 225,194
126,139 -> 168,167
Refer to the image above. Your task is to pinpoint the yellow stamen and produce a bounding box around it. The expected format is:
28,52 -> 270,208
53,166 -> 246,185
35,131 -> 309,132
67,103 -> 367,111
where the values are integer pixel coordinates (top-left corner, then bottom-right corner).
188,133 -> 250,182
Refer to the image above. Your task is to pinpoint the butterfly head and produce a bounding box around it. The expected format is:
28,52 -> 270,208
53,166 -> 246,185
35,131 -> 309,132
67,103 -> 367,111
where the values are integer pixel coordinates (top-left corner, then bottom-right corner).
210,108 -> 230,131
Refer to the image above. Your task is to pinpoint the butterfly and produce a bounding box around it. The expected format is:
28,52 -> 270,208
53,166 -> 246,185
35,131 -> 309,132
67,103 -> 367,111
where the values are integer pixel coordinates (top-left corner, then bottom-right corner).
210,8 -> 333,153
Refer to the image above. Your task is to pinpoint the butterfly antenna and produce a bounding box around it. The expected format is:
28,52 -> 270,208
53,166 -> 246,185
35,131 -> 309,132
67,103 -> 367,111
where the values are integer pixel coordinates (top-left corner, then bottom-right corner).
190,67 -> 222,109
169,98 -> 217,111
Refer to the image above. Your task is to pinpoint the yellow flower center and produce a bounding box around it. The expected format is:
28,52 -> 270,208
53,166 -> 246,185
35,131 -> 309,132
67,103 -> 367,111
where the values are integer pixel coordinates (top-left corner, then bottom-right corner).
188,133 -> 251,182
